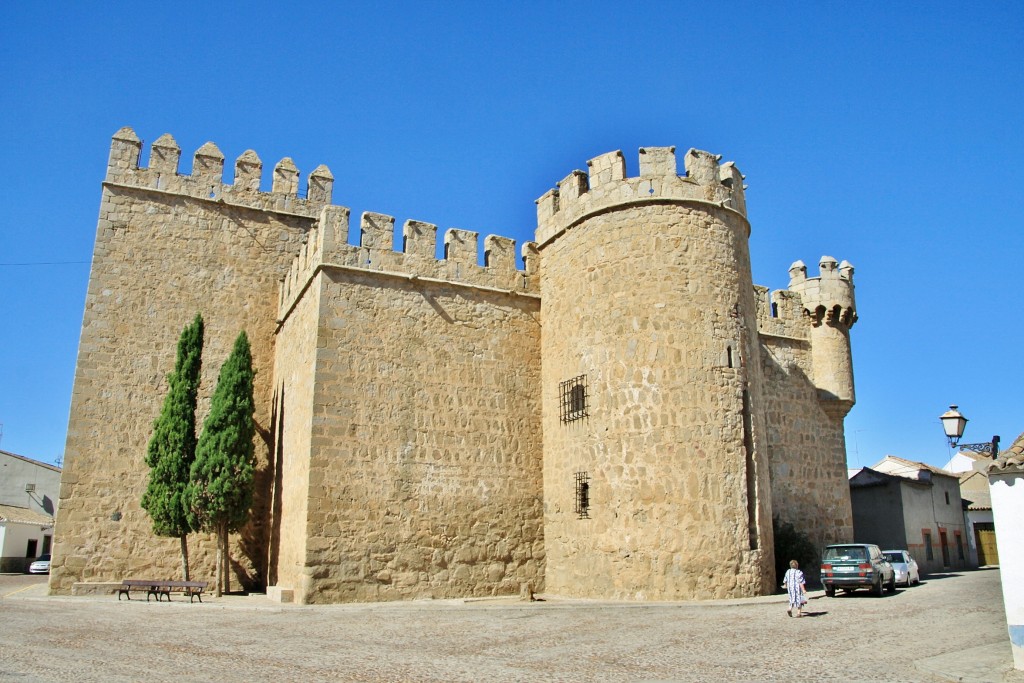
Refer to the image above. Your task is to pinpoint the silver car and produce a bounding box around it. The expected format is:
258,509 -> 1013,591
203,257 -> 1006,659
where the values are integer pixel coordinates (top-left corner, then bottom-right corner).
883,549 -> 920,587
28,553 -> 51,574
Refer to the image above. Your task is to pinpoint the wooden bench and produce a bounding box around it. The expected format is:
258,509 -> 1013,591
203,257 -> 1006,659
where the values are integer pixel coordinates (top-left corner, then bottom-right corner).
117,579 -> 208,603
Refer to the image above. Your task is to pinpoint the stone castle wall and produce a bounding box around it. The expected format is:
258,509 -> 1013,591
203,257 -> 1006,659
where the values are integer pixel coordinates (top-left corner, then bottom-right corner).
52,129 -> 328,591
753,262 -> 857,554
53,128 -> 858,601
272,205 -> 544,603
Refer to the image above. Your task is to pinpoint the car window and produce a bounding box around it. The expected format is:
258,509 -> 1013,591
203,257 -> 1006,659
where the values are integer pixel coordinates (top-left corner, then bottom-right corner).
824,546 -> 867,561
883,552 -> 903,563
36,554 -> 51,561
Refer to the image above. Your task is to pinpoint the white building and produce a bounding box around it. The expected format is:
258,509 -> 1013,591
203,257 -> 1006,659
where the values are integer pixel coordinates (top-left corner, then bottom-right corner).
0,450 -> 61,572
988,433 -> 1024,670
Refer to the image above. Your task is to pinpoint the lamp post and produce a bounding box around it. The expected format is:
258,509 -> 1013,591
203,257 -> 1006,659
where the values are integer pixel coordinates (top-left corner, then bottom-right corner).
939,404 -> 1000,457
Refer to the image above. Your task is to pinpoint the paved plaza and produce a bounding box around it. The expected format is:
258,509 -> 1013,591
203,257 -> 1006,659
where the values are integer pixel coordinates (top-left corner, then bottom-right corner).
1,568 -> 1020,682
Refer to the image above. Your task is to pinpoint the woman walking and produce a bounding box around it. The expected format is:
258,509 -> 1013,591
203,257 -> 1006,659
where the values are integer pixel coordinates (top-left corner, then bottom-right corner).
782,559 -> 808,617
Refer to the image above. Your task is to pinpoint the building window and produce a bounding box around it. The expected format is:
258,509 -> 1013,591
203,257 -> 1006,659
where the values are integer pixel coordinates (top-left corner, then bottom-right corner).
574,471 -> 590,519
944,491 -> 950,505
923,530 -> 933,561
559,375 -> 588,423
955,532 -> 965,561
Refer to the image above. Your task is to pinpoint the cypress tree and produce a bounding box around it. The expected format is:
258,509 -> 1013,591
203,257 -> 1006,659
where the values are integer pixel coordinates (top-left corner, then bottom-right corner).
141,313 -> 204,581
186,331 -> 256,597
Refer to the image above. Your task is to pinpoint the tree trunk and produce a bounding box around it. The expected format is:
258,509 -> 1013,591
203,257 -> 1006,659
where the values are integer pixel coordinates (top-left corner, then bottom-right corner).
221,520 -> 230,595
214,527 -> 224,598
179,534 -> 190,582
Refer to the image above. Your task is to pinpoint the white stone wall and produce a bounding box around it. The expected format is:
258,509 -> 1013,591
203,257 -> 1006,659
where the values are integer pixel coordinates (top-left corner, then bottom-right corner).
990,468 -> 1024,669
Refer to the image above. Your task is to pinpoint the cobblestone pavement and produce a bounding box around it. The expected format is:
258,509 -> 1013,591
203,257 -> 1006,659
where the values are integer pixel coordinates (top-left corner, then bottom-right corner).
1,569 -> 1021,682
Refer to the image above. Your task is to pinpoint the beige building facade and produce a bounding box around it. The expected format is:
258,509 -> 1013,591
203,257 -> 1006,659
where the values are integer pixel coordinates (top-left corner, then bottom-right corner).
51,129 -> 858,603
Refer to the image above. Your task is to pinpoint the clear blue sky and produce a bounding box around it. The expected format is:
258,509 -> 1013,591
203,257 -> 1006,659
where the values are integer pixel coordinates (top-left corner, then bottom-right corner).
1,3 -> 1020,470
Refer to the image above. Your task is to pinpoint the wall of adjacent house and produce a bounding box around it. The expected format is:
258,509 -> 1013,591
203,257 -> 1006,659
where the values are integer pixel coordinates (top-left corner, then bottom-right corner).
0,522 -> 52,572
900,475 -> 969,574
989,464 -> 1024,669
851,478 -> 907,549
0,451 -> 61,516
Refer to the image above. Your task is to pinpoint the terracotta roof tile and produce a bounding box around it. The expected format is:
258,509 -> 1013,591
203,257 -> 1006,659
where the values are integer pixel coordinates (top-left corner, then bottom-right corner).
0,503 -> 56,525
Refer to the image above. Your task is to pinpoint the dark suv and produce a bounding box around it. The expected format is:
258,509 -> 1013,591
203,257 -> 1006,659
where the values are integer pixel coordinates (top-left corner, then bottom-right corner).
820,543 -> 895,597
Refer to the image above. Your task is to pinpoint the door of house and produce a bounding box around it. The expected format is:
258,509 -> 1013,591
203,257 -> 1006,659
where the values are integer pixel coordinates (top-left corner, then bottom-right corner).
975,524 -> 999,566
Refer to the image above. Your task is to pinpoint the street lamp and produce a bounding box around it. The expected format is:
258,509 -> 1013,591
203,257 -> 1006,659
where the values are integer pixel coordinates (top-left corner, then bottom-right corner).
939,404 -> 1000,456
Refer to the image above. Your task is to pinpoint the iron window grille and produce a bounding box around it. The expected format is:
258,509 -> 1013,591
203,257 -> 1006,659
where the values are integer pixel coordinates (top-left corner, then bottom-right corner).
574,471 -> 590,519
559,374 -> 588,423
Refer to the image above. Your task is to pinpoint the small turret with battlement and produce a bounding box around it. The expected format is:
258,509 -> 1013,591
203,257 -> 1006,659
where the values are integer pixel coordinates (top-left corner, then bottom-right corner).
787,256 -> 858,417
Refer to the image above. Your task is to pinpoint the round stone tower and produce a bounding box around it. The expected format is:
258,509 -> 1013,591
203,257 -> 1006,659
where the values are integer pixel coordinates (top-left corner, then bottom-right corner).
535,146 -> 775,600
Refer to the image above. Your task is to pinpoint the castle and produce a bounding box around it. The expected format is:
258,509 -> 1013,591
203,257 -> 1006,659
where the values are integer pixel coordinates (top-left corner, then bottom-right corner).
50,128 -> 857,603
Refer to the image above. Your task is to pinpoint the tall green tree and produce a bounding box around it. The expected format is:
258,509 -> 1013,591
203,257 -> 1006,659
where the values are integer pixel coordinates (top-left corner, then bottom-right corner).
186,331 -> 256,597
141,313 -> 204,581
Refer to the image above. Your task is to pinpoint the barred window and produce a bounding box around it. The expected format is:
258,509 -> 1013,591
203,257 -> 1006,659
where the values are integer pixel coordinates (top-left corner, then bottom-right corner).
574,471 -> 590,519
559,375 -> 588,423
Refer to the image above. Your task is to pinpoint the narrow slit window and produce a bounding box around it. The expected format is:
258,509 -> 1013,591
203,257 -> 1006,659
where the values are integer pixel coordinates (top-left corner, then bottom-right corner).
559,375 -> 588,423
574,471 -> 590,519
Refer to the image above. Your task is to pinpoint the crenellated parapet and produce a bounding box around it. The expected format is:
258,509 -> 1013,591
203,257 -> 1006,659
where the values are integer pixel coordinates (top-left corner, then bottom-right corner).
753,285 -> 809,341
105,127 -> 333,218
779,256 -> 858,417
534,146 -> 748,246
277,206 -> 540,322
787,256 -> 857,330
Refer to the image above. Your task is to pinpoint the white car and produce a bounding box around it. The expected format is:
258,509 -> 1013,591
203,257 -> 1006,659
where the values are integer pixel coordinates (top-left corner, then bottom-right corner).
28,554 -> 51,574
883,549 -> 920,587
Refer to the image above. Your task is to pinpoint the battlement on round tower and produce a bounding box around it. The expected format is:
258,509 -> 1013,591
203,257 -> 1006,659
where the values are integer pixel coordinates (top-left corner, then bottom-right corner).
534,146 -> 747,247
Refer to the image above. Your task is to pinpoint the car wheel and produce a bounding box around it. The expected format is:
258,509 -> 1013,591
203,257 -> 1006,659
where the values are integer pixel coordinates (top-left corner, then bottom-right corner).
886,574 -> 896,593
825,586 -> 836,597
873,578 -> 884,597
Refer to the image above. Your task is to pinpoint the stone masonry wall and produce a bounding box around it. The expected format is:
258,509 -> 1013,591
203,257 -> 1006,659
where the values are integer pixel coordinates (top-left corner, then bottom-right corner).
293,271 -> 543,603
267,272 -> 320,592
51,129 -> 325,592
537,148 -> 774,600
755,285 -> 855,556
270,193 -> 544,603
56,128 -> 857,603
